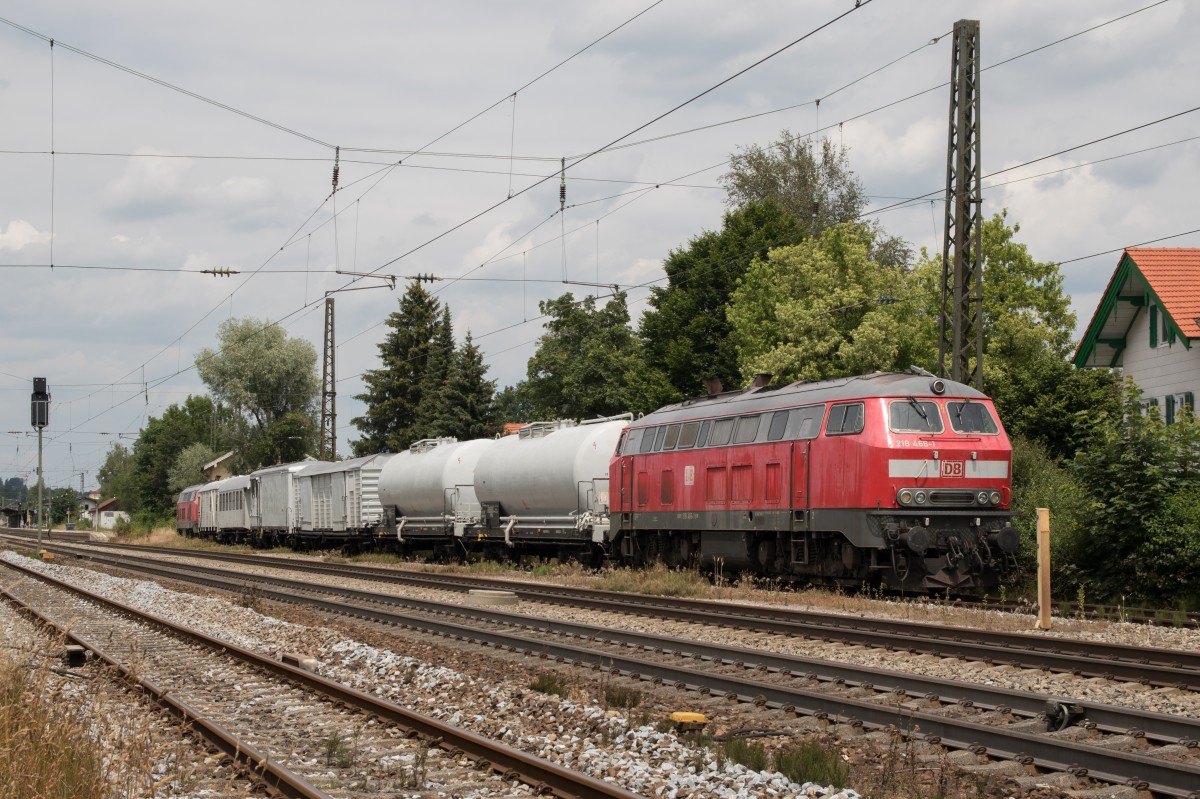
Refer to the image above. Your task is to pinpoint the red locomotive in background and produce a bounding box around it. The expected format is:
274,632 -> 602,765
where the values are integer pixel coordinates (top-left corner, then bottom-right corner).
610,368 -> 1017,591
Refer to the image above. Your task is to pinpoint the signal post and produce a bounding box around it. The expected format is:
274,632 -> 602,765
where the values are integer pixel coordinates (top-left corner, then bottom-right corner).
31,378 -> 49,551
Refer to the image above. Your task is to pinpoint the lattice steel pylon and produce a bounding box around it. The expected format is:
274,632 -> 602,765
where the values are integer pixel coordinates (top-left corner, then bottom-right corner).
319,296 -> 336,460
939,18 -> 983,388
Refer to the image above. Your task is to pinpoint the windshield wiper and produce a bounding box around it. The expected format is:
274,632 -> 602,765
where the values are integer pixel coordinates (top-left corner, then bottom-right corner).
906,396 -> 928,421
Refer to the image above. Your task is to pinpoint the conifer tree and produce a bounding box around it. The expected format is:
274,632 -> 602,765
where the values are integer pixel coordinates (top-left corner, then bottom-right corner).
350,282 -> 442,454
434,332 -> 497,440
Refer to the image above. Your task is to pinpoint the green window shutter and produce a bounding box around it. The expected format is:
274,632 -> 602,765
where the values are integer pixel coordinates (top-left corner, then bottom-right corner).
1186,392 -> 1195,409
1150,305 -> 1158,347
1167,394 -> 1176,425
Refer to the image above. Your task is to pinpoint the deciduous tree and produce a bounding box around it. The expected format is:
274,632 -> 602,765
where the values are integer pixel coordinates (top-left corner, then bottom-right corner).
640,200 -> 804,397
727,223 -> 925,383
195,317 -> 318,465
527,292 -> 673,419
168,442 -> 217,496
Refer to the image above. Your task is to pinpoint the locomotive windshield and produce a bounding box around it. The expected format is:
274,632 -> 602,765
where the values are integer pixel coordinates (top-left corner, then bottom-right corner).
947,400 -> 1000,434
889,399 -> 944,433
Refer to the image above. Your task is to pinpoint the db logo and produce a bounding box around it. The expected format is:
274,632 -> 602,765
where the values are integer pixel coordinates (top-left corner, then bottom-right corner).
941,460 -> 965,478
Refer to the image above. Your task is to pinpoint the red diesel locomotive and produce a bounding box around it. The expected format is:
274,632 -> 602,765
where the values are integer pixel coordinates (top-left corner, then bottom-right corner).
610,369 -> 1017,591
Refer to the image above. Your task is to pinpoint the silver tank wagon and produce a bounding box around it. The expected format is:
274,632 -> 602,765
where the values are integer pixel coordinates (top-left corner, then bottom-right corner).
377,437 -> 493,542
474,416 -> 629,546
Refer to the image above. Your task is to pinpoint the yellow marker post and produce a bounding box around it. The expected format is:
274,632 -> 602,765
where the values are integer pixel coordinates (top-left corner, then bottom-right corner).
1035,508 -> 1051,630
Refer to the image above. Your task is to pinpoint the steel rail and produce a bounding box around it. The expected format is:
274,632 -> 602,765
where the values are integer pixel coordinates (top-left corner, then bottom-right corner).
31,547 -> 1200,798
0,557 -> 643,799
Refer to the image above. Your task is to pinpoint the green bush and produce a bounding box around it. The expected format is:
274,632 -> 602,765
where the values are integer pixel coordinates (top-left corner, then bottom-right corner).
530,672 -> 569,698
1067,381 -> 1200,605
721,737 -> 767,772
773,739 -> 848,788
1010,436 -> 1085,576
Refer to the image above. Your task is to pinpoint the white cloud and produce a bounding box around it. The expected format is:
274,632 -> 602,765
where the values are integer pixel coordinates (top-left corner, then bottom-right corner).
0,220 -> 49,251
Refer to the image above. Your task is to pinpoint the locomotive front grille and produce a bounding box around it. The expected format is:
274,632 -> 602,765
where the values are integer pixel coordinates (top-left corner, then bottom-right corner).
928,490 -> 976,505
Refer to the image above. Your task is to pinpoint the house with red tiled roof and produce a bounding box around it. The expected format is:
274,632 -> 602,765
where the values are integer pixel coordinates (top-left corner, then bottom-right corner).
1074,248 -> 1200,421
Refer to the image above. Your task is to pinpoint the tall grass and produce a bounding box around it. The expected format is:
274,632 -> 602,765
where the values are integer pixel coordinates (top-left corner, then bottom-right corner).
0,658 -> 105,799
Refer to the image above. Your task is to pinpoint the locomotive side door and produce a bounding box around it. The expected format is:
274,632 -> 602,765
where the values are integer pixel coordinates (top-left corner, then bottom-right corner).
620,457 -> 634,526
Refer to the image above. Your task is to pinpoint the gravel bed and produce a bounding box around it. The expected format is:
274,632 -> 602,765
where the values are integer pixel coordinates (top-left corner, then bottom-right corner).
3,551 -> 862,799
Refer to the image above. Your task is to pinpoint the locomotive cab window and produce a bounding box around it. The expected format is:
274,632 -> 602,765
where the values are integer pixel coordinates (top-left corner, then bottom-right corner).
677,421 -> 701,449
947,401 -> 999,434
639,427 -> 658,453
825,402 -> 865,435
889,399 -> 944,433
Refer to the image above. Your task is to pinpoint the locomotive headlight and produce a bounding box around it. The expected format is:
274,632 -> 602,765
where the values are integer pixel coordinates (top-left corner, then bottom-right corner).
898,489 -> 913,505
989,490 -> 1002,506
914,490 -> 927,505
977,490 -> 989,505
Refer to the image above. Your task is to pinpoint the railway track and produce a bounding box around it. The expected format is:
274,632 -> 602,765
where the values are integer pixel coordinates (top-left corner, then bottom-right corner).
0,555 -> 641,799
15,541 -> 1200,797
34,536 -> 1200,690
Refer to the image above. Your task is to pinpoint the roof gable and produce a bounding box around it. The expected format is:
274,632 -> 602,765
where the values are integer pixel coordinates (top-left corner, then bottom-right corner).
1074,248 -> 1200,367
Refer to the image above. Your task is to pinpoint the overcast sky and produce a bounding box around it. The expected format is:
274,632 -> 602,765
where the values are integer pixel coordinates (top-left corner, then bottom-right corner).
1,0 -> 1195,492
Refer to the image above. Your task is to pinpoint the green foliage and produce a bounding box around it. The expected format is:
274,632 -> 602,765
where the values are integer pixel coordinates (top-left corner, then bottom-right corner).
1009,437 -> 1086,575
429,332 -> 497,440
493,383 -> 536,426
413,306 -> 456,436
525,292 -> 673,419
530,672 -> 569,698
773,739 -> 849,788
721,133 -> 866,232
1066,380 -> 1200,603
48,488 -> 77,524
353,286 -> 498,451
167,442 -> 216,496
130,395 -> 241,515
721,737 -> 768,772
603,685 -> 642,710
352,282 -> 444,454
728,223 -> 927,383
98,443 -> 137,511
196,317 -> 318,466
640,200 -> 805,397
0,477 -> 27,504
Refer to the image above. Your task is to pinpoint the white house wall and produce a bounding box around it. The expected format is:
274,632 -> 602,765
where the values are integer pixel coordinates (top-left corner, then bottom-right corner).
1121,304 -> 1200,405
